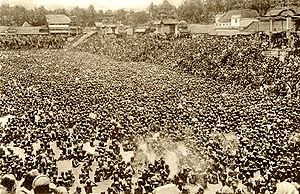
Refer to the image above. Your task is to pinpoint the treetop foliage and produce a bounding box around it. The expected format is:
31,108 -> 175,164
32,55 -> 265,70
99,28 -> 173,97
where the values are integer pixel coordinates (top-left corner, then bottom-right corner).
0,0 -> 299,27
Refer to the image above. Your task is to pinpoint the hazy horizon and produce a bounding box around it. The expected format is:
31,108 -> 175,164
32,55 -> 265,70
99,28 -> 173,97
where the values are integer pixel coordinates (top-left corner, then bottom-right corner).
0,0 -> 185,11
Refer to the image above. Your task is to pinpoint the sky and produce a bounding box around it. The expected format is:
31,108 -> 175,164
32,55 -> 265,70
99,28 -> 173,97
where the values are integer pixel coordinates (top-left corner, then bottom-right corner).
0,0 -> 185,10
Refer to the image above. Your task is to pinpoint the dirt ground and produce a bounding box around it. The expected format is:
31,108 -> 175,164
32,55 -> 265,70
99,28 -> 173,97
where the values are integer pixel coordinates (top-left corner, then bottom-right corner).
0,132 -> 224,194
0,50 -> 239,194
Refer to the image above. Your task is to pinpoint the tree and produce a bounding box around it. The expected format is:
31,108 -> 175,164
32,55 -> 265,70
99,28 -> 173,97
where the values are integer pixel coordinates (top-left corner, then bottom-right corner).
52,8 -> 68,15
246,0 -> 272,15
0,3 -> 12,26
177,0 -> 275,23
95,10 -> 104,22
152,0 -> 177,19
86,5 -> 97,26
102,10 -> 116,24
177,0 -> 205,23
206,0 -> 225,13
29,6 -> 48,26
161,0 -> 177,14
9,5 -> 29,26
132,11 -> 150,25
115,9 -> 128,24
70,6 -> 87,26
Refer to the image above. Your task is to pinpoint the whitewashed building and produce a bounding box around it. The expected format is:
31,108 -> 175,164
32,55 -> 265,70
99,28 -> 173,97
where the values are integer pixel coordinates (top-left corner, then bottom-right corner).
46,14 -> 71,34
213,9 -> 259,35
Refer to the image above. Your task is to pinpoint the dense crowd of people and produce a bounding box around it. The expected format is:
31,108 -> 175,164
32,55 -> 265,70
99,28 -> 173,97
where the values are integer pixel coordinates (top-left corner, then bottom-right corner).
0,32 -> 299,194
0,35 -> 67,50
79,34 -> 300,97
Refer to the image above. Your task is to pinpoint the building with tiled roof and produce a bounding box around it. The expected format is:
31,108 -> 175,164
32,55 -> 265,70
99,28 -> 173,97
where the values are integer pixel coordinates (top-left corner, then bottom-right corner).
218,9 -> 260,23
46,14 -> 71,34
153,18 -> 178,35
0,26 -> 48,35
259,7 -> 300,33
213,9 -> 260,35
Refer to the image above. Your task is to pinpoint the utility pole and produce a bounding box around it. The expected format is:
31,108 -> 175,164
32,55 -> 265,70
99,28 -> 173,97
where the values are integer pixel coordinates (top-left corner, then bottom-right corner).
149,2 -> 153,19
269,0 -> 272,48
286,0 -> 292,48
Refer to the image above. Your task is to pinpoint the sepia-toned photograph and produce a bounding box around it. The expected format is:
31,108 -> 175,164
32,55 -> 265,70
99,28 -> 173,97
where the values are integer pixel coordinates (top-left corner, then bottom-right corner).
0,0 -> 299,194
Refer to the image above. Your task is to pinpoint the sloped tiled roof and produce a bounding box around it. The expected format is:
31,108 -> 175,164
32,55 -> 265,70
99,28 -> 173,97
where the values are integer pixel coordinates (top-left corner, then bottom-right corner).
178,20 -> 188,28
264,7 -> 300,17
242,20 -> 276,33
258,21 -> 270,32
219,9 -> 259,22
242,20 -> 259,32
105,24 -> 117,28
153,20 -> 162,25
22,21 -> 31,27
46,14 -> 71,24
237,20 -> 257,29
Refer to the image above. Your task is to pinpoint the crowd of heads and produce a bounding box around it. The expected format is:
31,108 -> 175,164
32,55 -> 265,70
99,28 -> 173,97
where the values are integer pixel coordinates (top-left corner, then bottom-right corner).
0,172 -> 71,194
0,35 -> 67,50
0,32 -> 299,194
79,33 -> 300,95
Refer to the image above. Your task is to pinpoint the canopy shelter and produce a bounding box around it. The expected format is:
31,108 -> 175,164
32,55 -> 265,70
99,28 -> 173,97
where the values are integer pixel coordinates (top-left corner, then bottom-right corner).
259,7 -> 300,48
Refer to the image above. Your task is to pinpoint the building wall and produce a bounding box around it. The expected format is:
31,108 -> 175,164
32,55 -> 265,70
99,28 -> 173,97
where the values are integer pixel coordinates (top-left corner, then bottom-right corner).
273,20 -> 286,31
48,24 -> 70,34
243,21 -> 259,32
258,20 -> 296,32
126,28 -> 134,36
103,27 -> 115,34
215,22 -> 231,29
169,25 -> 176,33
231,15 -> 241,27
161,26 -> 170,34
231,17 -> 240,27
155,24 -> 176,34
188,24 -> 213,34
